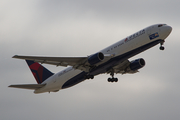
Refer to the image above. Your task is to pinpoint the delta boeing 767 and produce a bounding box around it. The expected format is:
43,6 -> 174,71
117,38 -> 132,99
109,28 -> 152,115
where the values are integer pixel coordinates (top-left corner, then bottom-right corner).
9,24 -> 172,94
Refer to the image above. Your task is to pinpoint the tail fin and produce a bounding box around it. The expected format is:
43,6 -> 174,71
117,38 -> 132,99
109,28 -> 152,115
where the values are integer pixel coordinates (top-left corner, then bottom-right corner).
26,60 -> 54,84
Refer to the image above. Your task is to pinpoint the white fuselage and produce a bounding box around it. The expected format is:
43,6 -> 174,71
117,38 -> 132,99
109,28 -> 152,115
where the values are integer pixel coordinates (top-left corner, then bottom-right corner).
34,24 -> 172,93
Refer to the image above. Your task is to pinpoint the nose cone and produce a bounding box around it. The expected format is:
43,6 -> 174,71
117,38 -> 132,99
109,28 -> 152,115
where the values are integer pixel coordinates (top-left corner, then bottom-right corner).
166,25 -> 172,33
161,25 -> 172,39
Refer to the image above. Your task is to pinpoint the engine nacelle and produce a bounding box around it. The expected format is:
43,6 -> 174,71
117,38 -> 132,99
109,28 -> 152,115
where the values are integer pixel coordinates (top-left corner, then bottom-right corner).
88,52 -> 104,65
129,58 -> 145,71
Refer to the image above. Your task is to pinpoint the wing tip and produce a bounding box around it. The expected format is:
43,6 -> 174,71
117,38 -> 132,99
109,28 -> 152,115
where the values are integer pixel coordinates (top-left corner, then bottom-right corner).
12,55 -> 19,58
8,85 -> 19,88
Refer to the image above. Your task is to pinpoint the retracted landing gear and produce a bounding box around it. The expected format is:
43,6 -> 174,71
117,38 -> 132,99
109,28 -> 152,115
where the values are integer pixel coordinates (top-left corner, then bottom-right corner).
160,41 -> 165,50
107,69 -> 118,82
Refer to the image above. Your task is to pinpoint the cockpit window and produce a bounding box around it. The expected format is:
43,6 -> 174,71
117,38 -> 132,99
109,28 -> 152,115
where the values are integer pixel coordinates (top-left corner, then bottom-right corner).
158,24 -> 167,27
158,24 -> 163,27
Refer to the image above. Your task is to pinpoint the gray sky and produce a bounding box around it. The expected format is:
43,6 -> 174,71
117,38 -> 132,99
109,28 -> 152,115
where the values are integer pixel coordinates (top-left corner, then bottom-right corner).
1,0 -> 180,120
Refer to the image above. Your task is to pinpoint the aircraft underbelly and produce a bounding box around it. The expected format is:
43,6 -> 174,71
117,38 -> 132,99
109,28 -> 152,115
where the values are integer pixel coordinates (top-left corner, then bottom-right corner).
61,39 -> 163,89
35,69 -> 82,93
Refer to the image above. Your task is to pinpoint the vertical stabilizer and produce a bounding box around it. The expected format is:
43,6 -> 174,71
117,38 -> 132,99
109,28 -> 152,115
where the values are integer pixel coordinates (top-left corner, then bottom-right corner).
26,60 -> 54,84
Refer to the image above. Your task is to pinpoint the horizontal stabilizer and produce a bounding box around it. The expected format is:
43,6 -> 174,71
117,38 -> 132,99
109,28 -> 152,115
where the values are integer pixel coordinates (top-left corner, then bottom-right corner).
8,84 -> 46,90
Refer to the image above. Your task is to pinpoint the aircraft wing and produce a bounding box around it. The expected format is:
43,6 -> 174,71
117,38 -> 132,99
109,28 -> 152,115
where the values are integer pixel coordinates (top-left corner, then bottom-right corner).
13,55 -> 115,72
8,84 -> 46,90
111,60 -> 131,74
112,59 -> 142,74
13,55 -> 88,67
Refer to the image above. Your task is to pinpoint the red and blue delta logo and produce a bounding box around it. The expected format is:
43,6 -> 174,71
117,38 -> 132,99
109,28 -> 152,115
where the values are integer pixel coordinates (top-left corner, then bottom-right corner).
26,60 -> 54,84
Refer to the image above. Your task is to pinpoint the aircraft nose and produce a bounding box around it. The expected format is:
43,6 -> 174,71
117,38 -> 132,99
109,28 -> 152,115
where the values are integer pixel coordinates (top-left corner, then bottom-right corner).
166,25 -> 172,33
161,25 -> 172,39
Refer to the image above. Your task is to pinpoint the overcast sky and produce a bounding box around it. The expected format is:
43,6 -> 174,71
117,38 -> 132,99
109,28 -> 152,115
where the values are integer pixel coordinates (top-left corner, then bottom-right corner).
1,0 -> 180,120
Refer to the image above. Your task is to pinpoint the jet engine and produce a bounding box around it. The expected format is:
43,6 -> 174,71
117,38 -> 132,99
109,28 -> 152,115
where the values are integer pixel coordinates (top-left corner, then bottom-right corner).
88,52 -> 104,65
126,58 -> 145,73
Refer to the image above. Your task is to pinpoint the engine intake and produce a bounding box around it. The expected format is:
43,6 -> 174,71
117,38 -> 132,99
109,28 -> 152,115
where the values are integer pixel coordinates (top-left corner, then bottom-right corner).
129,58 -> 145,71
88,52 -> 104,65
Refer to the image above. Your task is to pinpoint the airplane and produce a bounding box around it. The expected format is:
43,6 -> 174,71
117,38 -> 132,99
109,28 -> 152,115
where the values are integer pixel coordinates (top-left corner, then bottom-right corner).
9,24 -> 172,94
